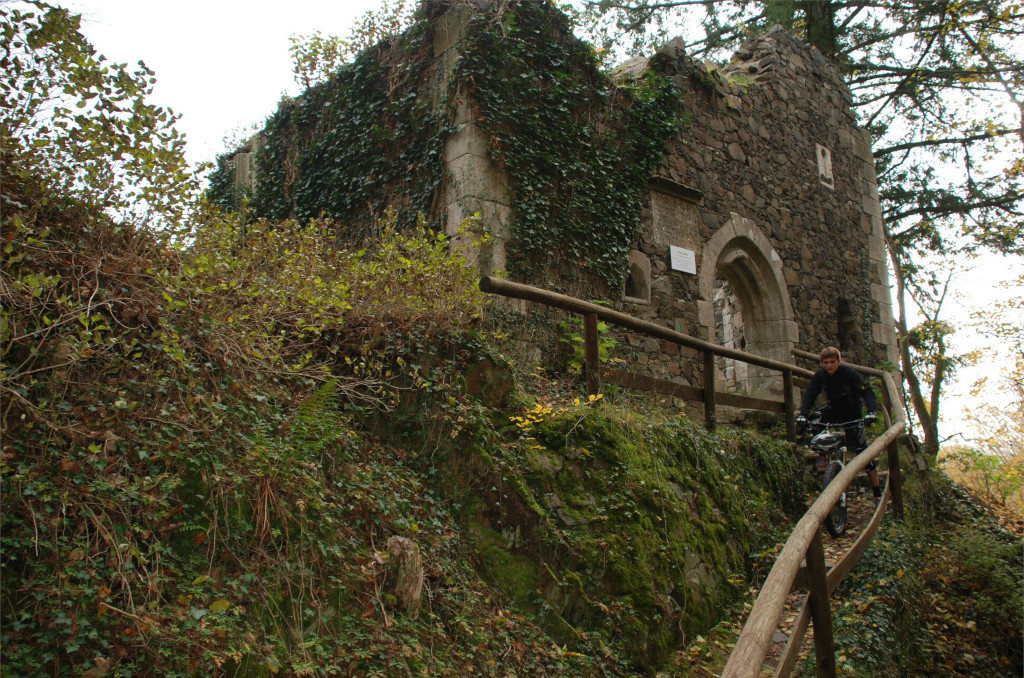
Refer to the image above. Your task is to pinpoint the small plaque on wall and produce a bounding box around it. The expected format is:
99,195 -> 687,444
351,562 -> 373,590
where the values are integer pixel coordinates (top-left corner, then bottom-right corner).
669,246 -> 697,274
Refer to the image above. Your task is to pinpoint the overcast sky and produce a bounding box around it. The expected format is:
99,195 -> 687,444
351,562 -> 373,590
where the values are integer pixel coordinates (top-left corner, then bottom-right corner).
60,0 -> 1022,446
66,0 -> 381,166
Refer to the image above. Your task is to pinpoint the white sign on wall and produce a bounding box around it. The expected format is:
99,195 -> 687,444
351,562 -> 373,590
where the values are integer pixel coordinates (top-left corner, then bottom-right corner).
669,246 -> 697,274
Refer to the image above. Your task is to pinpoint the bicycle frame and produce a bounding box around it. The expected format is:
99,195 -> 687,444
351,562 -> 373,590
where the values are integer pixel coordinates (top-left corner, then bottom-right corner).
802,415 -> 866,537
803,416 -> 863,472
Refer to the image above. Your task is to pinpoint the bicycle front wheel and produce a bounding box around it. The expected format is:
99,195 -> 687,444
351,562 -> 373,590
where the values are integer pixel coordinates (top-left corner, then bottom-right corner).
822,459 -> 848,537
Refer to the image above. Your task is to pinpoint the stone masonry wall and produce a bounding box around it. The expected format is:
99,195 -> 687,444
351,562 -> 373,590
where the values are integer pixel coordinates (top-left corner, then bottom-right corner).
594,27 -> 897,396
227,3 -> 898,394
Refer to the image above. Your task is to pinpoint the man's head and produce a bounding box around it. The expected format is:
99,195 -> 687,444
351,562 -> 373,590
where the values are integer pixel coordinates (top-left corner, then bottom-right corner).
820,346 -> 842,375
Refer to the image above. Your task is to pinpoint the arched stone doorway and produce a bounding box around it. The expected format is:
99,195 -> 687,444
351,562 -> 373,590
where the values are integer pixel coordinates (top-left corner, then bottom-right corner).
698,213 -> 798,397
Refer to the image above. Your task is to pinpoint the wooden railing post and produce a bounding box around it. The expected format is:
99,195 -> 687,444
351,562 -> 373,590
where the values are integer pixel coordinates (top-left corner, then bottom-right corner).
882,385 -> 904,520
887,440 -> 904,520
805,531 -> 837,678
703,350 -> 716,430
583,313 -> 600,397
783,369 -> 796,443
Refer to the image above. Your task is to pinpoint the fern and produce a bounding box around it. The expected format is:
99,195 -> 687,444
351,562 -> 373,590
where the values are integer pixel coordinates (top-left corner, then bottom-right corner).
290,380 -> 349,457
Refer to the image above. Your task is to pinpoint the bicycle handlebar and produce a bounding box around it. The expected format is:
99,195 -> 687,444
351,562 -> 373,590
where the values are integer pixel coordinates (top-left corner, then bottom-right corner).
822,419 -> 864,429
803,417 -> 865,432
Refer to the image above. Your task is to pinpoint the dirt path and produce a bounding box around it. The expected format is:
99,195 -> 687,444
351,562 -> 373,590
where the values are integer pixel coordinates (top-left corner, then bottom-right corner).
758,490 -> 878,676
678,486 -> 882,677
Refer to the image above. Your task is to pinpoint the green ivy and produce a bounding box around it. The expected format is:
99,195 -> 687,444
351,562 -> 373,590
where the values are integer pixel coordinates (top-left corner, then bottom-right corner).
456,2 -> 682,289
206,154 -> 240,211
210,3 -> 680,287
246,22 -> 446,238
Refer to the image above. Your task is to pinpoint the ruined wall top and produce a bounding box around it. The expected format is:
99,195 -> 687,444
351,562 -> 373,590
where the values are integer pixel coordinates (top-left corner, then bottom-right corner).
614,25 -> 855,126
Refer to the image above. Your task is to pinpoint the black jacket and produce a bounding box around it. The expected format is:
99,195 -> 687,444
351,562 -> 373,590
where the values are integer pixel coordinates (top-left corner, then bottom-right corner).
800,364 -> 877,422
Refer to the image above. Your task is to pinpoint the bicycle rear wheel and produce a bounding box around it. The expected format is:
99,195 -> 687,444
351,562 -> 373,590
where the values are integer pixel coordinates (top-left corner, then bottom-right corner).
822,460 -> 848,537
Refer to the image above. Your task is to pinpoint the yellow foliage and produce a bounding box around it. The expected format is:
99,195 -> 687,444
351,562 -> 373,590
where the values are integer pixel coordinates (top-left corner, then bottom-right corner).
183,207 -> 488,378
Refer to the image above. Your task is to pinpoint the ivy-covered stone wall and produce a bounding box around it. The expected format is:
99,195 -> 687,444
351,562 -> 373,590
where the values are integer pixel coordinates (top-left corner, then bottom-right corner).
606,26 -> 897,396
208,21 -> 448,236
209,0 -> 897,390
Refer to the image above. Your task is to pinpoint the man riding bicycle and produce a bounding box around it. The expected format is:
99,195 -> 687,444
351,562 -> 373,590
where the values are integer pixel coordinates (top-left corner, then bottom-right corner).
797,347 -> 882,507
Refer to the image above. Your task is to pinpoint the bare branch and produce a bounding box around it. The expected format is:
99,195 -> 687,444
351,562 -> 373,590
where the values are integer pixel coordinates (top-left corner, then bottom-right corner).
874,128 -> 1020,156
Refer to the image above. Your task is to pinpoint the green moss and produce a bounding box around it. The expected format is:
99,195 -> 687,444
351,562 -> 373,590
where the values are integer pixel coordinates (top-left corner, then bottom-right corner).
477,402 -> 802,670
525,447 -> 564,475
469,521 -> 539,607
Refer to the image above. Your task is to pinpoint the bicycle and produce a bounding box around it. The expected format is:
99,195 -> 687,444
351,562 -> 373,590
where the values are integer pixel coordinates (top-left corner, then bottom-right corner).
798,410 -> 868,537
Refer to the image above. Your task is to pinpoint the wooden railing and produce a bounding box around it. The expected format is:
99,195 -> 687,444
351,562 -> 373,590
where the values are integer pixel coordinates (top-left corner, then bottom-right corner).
478,276 -> 907,678
479,276 -> 805,441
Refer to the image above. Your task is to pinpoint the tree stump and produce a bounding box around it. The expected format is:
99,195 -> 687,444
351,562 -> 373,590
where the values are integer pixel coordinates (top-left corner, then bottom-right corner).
387,536 -> 424,618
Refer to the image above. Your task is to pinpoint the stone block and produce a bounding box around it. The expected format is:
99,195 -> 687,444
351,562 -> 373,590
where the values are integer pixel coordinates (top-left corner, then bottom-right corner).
859,212 -> 872,233
861,194 -> 882,218
852,128 -> 874,163
868,235 -> 886,263
728,142 -> 746,163
697,300 -> 715,328
233,152 -> 252,196
435,48 -> 459,85
870,282 -> 894,307
448,153 -> 511,203
444,198 -> 511,236
651,191 -> 702,248
444,123 -> 490,162
757,319 -> 799,343
838,127 -> 852,148
451,90 -> 474,126
872,322 -> 897,347
444,198 -> 511,275
875,300 -> 894,326
433,4 -> 471,57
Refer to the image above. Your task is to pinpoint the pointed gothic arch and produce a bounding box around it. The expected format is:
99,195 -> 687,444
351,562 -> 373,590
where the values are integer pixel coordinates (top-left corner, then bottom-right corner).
698,213 -> 798,396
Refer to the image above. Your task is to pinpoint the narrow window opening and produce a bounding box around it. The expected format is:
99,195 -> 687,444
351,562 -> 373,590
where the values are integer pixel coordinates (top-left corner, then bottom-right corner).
623,251 -> 651,303
816,143 -> 835,189
837,298 -> 861,358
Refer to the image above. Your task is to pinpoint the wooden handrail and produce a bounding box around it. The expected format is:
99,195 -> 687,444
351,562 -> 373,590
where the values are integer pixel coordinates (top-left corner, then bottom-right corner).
479,276 -> 816,377
792,348 -> 892,378
478,276 -> 907,676
773,477 -> 892,677
721,371 -> 906,677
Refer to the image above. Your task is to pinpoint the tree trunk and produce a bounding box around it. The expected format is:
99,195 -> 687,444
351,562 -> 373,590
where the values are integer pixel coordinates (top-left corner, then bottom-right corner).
799,1 -> 838,58
886,233 -> 941,457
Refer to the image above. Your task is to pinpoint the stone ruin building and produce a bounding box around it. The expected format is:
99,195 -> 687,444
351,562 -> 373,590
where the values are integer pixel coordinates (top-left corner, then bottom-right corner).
213,0 -> 898,402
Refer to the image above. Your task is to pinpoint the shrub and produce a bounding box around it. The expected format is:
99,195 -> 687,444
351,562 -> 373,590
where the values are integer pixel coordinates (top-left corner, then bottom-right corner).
183,207 -> 489,379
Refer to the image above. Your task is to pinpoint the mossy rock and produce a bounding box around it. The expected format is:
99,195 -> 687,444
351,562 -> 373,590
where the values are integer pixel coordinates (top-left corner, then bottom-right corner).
457,402 -> 802,672
468,521 -> 539,606
464,355 -> 515,408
